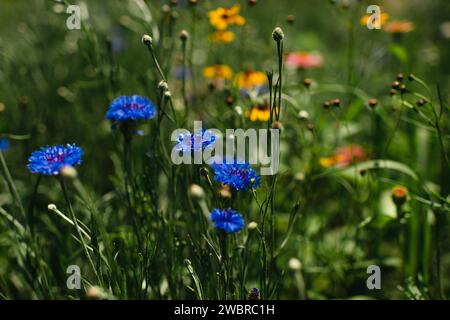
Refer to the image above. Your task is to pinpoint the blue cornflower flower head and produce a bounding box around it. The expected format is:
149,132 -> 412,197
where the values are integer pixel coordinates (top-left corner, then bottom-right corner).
210,208 -> 244,234
106,95 -> 156,122
28,144 -> 83,175
0,137 -> 9,151
175,129 -> 216,153
211,159 -> 260,191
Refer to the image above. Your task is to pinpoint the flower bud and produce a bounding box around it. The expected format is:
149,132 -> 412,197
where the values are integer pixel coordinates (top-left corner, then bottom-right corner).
142,34 -> 152,46
189,184 -> 205,199
248,221 -> 258,230
298,110 -> 309,121
61,165 -> 78,179
392,185 -> 408,207
272,27 -> 284,42
179,29 -> 189,41
48,204 -> 57,211
248,288 -> 260,300
288,257 -> 302,271
368,98 -> 378,108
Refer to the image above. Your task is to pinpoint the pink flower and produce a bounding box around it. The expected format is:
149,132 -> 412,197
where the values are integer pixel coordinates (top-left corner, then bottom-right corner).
286,52 -> 324,69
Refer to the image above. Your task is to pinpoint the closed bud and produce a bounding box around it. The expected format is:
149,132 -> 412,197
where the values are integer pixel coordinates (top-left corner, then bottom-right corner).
303,78 -> 312,88
368,98 -> 378,108
248,221 -> 258,230
189,184 -> 205,199
288,257 -> 302,271
391,81 -> 401,89
392,185 -> 408,207
331,98 -> 341,107
272,27 -> 284,42
142,34 -> 152,46
48,204 -> 57,211
179,29 -> 189,41
286,15 -> 295,24
61,165 -> 78,179
298,110 -> 309,120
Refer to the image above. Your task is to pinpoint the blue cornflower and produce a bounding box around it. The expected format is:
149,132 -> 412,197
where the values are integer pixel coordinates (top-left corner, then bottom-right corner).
175,129 -> 216,152
211,159 -> 260,191
106,95 -> 156,122
0,137 -> 9,151
210,208 -> 244,234
28,144 -> 83,175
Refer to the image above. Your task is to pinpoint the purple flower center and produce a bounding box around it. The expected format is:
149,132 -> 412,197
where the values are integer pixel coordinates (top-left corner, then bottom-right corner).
125,102 -> 143,110
45,153 -> 65,164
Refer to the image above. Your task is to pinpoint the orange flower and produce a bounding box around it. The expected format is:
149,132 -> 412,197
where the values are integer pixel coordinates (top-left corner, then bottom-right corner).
392,185 -> 408,206
203,64 -> 233,80
384,20 -> 414,34
286,52 -> 324,69
209,30 -> 235,43
360,13 -> 389,28
234,70 -> 267,90
208,5 -> 246,31
320,145 -> 367,168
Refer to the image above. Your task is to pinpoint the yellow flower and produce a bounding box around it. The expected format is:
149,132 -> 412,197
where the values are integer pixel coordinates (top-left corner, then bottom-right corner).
245,102 -> 279,122
203,64 -> 233,80
208,5 -> 246,31
209,30 -> 235,43
360,12 -> 389,28
234,70 -> 267,90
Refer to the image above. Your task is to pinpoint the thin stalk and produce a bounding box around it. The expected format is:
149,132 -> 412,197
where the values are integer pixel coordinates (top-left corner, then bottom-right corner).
59,178 -> 101,285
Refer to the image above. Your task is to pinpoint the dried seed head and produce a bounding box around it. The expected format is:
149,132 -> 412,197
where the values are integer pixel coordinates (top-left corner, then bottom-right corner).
286,15 -> 295,24
303,78 -> 312,88
272,27 -> 284,42
142,34 -> 152,46
323,101 -> 330,109
368,98 -> 378,108
399,84 -> 407,93
179,29 -> 189,41
248,0 -> 257,5
396,73 -> 404,81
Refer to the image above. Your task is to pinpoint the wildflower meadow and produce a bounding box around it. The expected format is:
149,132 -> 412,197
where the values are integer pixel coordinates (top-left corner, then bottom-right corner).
0,0 -> 449,306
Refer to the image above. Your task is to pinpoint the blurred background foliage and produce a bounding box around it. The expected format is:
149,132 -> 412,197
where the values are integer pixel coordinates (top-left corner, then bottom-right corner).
0,0 -> 449,299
